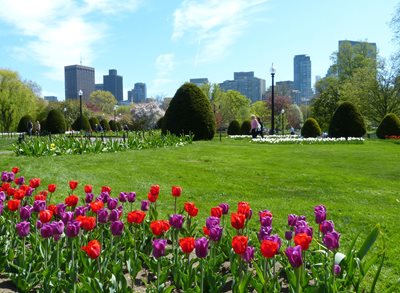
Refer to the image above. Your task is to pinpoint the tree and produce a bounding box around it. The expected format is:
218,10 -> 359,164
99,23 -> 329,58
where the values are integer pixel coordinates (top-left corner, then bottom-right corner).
131,102 -> 165,130
214,90 -> 251,128
46,109 -> 66,134
376,113 -> 400,138
88,90 -> 117,114
329,102 -> 366,138
301,118 -> 322,138
286,104 -> 304,129
250,101 -> 269,123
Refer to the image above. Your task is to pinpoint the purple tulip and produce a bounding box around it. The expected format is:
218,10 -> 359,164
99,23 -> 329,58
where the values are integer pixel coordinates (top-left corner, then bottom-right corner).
218,203 -> 229,215
99,191 -> 110,203
266,234 -> 282,249
85,193 -> 94,203
209,226 -> 223,242
248,208 -> 253,220
241,245 -> 255,263
33,200 -> 46,212
111,220 -> 124,236
109,209 -> 120,222
119,192 -> 128,203
0,191 -> 5,202
74,206 -> 87,217
36,220 -> 43,229
7,172 -> 14,182
16,221 -> 30,238
0,203 -> 3,215
333,264 -> 341,276
314,205 -> 327,224
288,214 -> 297,226
65,220 -> 80,238
152,239 -> 167,258
295,220 -> 308,228
320,220 -> 334,235
206,216 -> 220,229
107,197 -> 118,210
323,231 -> 340,250
127,192 -> 136,203
53,234 -> 61,241
56,203 -> 67,215
169,214 -> 184,229
295,225 -> 313,237
20,205 -> 33,220
15,176 -> 25,185
25,187 -> 34,197
195,237 -> 209,258
141,200 -> 150,211
285,245 -> 303,268
40,223 -> 54,238
51,220 -> 65,235
97,208 -> 109,223
297,215 -> 307,221
260,216 -> 273,227
61,211 -> 74,224
1,171 -> 8,182
258,225 -> 272,241
285,230 -> 293,241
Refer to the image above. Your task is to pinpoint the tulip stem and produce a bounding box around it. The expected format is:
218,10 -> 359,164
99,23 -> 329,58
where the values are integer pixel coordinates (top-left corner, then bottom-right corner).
295,266 -> 301,293
200,258 -> 204,293
157,259 -> 161,292
174,197 -> 177,214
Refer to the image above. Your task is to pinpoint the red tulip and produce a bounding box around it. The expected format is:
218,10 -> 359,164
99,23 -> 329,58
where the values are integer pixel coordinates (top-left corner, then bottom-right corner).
127,210 -> 146,224
232,235 -> 248,255
76,216 -> 96,231
171,186 -> 182,197
260,239 -> 279,258
69,180 -> 78,190
179,237 -> 195,254
90,201 -> 104,213
149,185 -> 160,196
294,233 -> 312,250
210,206 -> 223,218
184,202 -> 198,217
12,167 -> 20,174
29,178 -> 41,188
65,195 -> 79,207
7,199 -> 20,211
148,192 -> 158,203
48,184 -> 57,193
13,189 -> 25,200
101,186 -> 111,194
81,240 -> 101,259
39,209 -> 53,223
237,202 -> 251,219
84,184 -> 93,193
231,212 -> 246,230
34,195 -> 46,201
47,204 -> 58,215
150,220 -> 170,236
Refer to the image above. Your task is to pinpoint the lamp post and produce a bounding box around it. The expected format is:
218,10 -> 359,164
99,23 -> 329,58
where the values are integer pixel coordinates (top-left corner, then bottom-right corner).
78,90 -> 83,131
64,107 -> 67,130
269,63 -> 276,135
281,109 -> 285,135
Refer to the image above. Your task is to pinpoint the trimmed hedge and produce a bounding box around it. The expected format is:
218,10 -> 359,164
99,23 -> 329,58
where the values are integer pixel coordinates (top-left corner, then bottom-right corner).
240,120 -> 251,135
227,120 -> 240,135
89,117 -> 100,131
329,102 -> 366,138
71,115 -> 91,132
17,115 -> 34,133
162,83 -> 215,140
376,113 -> 400,139
301,118 -> 322,138
46,109 -> 66,134
100,119 -> 111,132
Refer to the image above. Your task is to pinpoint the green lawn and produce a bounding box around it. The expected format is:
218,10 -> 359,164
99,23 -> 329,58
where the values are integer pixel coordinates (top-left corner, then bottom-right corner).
1,137 -> 399,289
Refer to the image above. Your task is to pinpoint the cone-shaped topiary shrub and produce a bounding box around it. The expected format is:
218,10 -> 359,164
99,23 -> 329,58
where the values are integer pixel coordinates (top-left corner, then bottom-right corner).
89,117 -> 100,131
46,109 -> 66,134
71,115 -> 91,131
156,116 -> 164,129
376,113 -> 400,139
162,83 -> 215,140
329,101 -> 366,138
240,120 -> 251,135
109,120 -> 117,131
301,118 -> 322,138
17,115 -> 34,133
228,120 -> 240,135
100,119 -> 110,131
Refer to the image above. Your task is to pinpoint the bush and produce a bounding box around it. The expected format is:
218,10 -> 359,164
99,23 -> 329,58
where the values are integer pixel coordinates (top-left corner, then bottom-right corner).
162,83 -> 215,140
301,118 -> 322,138
329,102 -> 366,138
240,120 -> 251,135
156,117 -> 164,129
376,113 -> 400,139
71,115 -> 91,132
17,115 -> 34,133
109,120 -> 117,132
46,109 -> 66,134
89,117 -> 100,131
100,119 -> 111,132
227,120 -> 240,135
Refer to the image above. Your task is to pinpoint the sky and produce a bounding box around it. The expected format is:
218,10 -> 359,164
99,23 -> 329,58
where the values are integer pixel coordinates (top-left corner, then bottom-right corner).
0,0 -> 399,101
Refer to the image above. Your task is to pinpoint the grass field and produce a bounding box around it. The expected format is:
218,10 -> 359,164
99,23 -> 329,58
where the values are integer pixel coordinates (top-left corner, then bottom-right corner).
1,137 -> 399,290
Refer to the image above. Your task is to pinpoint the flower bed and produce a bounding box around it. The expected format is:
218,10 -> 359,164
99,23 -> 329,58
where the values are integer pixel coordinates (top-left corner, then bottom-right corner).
229,135 -> 365,144
0,168 -> 389,292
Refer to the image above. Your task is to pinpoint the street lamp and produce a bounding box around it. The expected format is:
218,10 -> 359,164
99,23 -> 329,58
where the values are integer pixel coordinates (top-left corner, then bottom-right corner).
269,63 -> 276,135
281,109 -> 285,135
78,90 -> 83,131
63,107 -> 67,130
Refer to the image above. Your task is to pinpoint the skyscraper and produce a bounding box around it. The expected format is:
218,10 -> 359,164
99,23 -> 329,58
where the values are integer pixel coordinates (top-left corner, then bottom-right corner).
103,69 -> 123,102
190,78 -> 209,87
219,72 -> 265,102
64,65 -> 95,100
293,55 -> 313,104
128,83 -> 147,103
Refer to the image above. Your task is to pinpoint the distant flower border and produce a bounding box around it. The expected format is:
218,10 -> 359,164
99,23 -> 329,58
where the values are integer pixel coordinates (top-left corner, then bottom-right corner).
229,135 -> 365,144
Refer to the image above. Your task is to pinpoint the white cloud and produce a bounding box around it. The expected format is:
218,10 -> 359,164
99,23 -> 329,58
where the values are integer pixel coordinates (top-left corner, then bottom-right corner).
172,0 -> 268,63
0,0 -> 141,81
151,53 -> 176,96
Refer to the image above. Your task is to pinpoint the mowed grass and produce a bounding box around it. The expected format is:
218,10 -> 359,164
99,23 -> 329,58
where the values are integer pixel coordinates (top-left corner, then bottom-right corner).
1,137 -> 399,289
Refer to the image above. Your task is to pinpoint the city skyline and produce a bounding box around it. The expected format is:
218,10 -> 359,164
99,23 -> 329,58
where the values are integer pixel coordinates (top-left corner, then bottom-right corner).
0,0 -> 398,101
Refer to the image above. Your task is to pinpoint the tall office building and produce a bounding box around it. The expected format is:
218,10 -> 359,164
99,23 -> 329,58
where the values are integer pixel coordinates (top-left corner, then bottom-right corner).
293,55 -> 313,104
128,83 -> 147,103
190,78 -> 209,87
64,65 -> 95,100
219,72 -> 265,103
338,40 -> 377,58
103,69 -> 123,102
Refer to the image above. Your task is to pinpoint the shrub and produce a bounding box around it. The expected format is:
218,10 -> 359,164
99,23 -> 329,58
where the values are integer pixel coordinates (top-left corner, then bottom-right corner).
376,113 -> 400,139
162,83 -> 215,140
329,102 -> 366,138
89,117 -> 100,131
228,120 -> 240,135
301,118 -> 322,138
100,119 -> 111,131
71,115 -> 91,132
17,115 -> 34,133
156,117 -> 164,129
46,109 -> 66,134
109,120 -> 117,132
240,120 -> 251,135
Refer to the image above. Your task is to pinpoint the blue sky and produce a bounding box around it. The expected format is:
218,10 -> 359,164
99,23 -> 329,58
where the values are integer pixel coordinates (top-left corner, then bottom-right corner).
0,0 -> 398,100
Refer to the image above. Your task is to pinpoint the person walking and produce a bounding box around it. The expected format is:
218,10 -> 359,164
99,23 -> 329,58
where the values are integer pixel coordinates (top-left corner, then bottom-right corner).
35,121 -> 41,136
27,120 -> 33,136
257,117 -> 264,138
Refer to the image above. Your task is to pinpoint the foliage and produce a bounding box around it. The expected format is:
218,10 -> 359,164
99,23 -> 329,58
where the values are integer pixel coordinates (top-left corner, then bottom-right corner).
17,115 -> 34,133
250,101 -> 269,124
100,119 -> 111,132
227,120 -> 240,135
329,101 -> 366,138
71,115 -> 91,132
214,90 -> 251,127
240,120 -> 251,135
376,113 -> 400,139
89,117 -> 100,131
46,109 -> 66,134
109,120 -> 117,132
301,118 -> 322,138
88,90 -> 117,114
131,102 -> 165,130
286,104 -> 303,129
162,83 -> 215,140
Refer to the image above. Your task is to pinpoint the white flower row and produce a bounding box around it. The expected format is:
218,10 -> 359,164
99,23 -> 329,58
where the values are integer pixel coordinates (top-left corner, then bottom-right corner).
228,135 -> 365,144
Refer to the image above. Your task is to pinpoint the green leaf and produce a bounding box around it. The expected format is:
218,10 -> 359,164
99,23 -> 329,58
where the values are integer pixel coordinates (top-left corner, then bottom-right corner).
385,278 -> 400,293
357,225 -> 380,261
370,252 -> 384,293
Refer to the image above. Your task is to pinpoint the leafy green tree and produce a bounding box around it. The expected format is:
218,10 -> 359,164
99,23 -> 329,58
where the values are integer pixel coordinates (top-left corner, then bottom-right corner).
287,104 -> 303,129
250,101 -> 269,123
88,90 -> 117,114
214,90 -> 251,128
